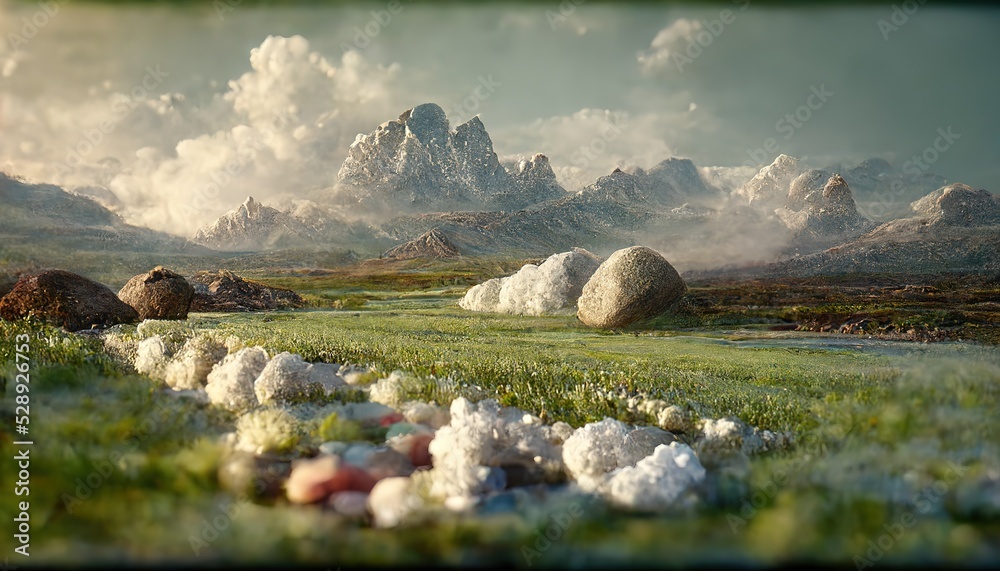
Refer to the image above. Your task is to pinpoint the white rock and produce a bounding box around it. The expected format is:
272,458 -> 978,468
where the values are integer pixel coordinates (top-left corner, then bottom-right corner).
426,398 -> 557,500
206,346 -> 269,412
401,401 -> 451,429
135,335 -> 171,378
163,334 -> 228,390
458,277 -> 505,312
656,405 -> 692,433
606,442 -> 706,511
562,418 -> 631,486
307,362 -> 347,395
460,248 -> 601,316
368,477 -> 423,528
254,352 -> 332,405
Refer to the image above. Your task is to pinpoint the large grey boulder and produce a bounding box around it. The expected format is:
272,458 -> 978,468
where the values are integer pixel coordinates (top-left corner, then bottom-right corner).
577,246 -> 686,329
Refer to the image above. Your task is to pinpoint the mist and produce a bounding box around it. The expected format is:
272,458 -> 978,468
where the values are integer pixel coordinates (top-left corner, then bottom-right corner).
1,0 -> 998,253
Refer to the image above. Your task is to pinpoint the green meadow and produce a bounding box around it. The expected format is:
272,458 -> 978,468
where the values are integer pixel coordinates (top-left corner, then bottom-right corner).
2,285 -> 999,566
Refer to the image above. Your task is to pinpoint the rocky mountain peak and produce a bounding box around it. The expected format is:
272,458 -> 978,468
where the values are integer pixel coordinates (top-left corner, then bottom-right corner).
338,103 -> 562,211
911,183 -> 1000,226
822,174 -> 857,215
381,227 -> 461,260
786,169 -> 831,210
736,154 -> 803,207
405,103 -> 451,149
239,196 -> 263,218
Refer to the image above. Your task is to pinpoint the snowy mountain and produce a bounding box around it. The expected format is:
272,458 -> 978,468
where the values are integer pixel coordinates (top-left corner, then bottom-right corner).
337,103 -> 564,211
192,197 -> 319,252
759,184 -> 1000,277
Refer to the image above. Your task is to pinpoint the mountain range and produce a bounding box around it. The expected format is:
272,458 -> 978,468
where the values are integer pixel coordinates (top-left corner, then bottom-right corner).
2,102 -> 997,278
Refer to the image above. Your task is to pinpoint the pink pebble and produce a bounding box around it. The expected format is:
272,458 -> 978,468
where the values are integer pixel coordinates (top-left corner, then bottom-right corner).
379,412 -> 405,427
286,456 -> 339,504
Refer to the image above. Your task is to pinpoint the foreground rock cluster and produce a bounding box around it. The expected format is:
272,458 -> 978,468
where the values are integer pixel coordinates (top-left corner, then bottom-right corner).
101,321 -> 790,528
461,245 -> 687,328
0,267 -> 303,331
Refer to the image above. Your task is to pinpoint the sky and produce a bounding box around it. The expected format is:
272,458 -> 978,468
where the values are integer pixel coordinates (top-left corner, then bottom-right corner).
1,0 -> 998,235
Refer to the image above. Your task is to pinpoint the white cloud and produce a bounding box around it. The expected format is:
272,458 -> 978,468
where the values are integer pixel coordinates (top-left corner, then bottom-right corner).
493,98 -> 716,192
1,34 -> 402,235
637,18 -> 701,74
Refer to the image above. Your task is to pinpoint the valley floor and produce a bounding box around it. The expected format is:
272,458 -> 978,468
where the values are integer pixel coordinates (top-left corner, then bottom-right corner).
1,273 -> 999,567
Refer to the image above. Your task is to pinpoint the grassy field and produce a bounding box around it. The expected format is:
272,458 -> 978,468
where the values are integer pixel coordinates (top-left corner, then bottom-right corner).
2,282 -> 1000,566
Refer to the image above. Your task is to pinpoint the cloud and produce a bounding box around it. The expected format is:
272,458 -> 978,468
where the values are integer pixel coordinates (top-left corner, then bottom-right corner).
637,18 -> 701,74
1,34 -> 402,235
493,98 -> 716,192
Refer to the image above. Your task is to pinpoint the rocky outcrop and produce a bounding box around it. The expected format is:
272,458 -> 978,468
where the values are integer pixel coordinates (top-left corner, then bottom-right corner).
118,266 -> 195,320
460,248 -> 602,316
627,157 -> 724,207
0,269 -> 139,330
192,196 -> 316,252
776,174 -> 875,254
188,270 -> 304,312
910,183 -> 1000,226
832,156 -> 947,220
759,184 -> 1000,277
785,169 -> 832,211
577,246 -> 686,328
338,103 -> 563,211
735,154 -> 802,208
381,228 -> 460,260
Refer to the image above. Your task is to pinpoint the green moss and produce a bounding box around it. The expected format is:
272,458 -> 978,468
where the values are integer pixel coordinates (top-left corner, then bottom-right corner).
315,412 -> 363,443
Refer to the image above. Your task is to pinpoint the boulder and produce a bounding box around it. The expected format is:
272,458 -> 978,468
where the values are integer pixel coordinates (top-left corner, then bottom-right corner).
205,347 -> 270,412
577,246 -> 686,328
253,352 -> 342,405
163,334 -> 228,390
188,270 -> 304,312
460,248 -> 602,316
0,269 -> 138,331
605,442 -> 706,511
118,266 -> 194,320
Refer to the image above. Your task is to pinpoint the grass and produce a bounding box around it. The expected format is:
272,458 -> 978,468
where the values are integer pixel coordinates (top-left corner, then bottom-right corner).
2,283 -> 1000,566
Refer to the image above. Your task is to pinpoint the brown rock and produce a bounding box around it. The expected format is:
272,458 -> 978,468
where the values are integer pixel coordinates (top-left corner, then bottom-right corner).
0,269 -> 139,331
380,228 -> 460,260
188,270 -> 304,312
577,246 -> 686,329
117,266 -> 194,320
